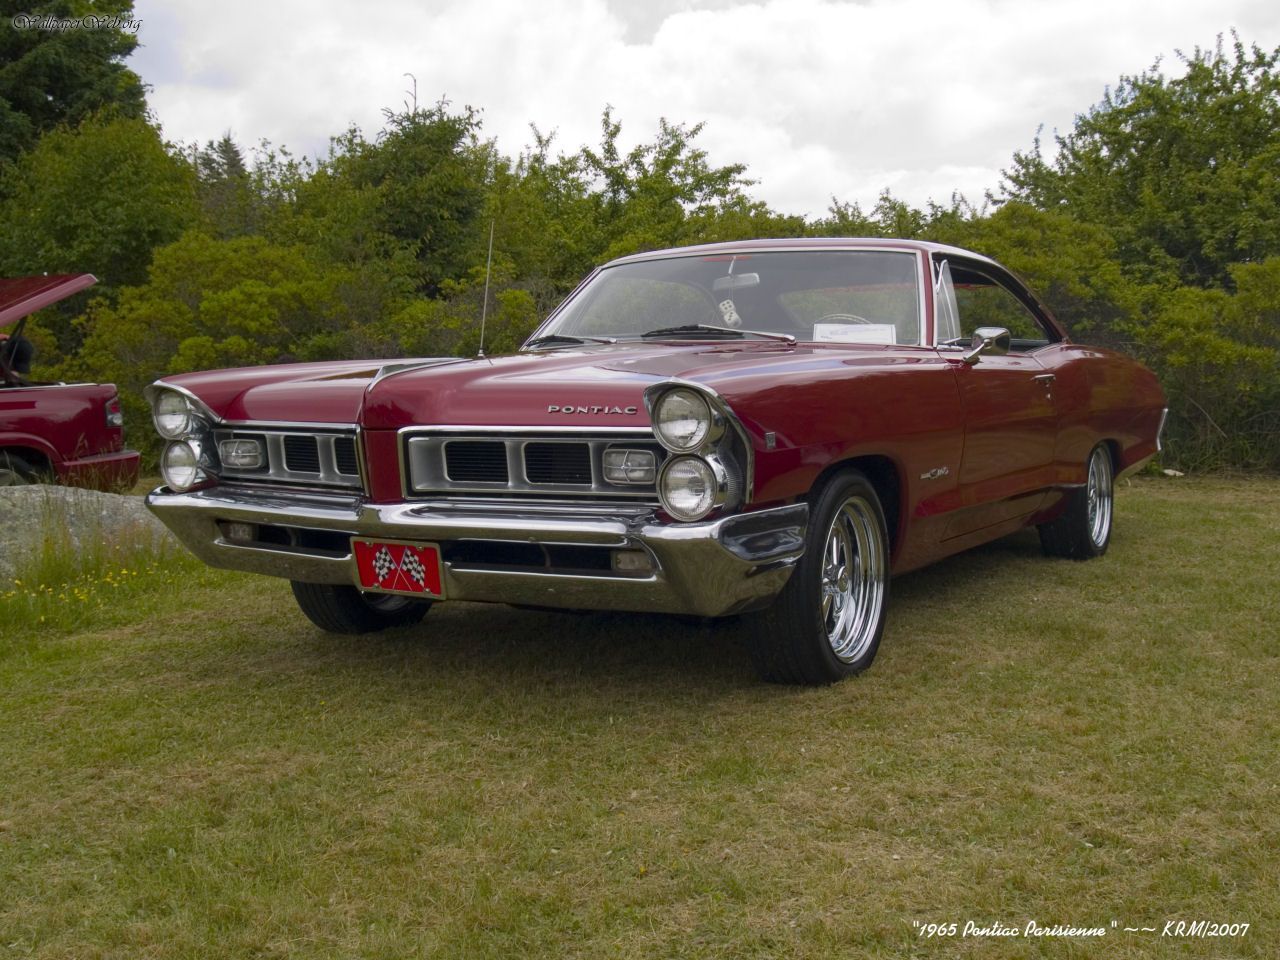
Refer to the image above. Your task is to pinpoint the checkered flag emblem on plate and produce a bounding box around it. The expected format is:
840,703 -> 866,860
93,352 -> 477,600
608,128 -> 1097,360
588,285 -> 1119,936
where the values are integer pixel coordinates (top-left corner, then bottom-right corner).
372,546 -> 396,582
401,550 -> 426,587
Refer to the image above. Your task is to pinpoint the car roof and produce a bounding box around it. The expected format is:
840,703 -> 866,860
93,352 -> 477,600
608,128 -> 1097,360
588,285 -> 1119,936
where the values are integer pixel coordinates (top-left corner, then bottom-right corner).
0,274 -> 97,329
602,237 -> 1002,269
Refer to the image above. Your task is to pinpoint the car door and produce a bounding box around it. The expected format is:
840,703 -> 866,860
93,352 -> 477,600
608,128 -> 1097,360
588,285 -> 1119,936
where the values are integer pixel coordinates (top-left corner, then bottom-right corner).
934,257 -> 1059,539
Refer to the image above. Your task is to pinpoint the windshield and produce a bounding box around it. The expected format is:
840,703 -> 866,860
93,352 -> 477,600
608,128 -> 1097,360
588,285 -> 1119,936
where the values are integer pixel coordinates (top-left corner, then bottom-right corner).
537,250 -> 922,346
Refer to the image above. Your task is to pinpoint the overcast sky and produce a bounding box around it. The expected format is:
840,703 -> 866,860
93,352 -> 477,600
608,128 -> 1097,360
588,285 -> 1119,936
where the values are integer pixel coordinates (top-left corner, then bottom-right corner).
131,0 -> 1280,219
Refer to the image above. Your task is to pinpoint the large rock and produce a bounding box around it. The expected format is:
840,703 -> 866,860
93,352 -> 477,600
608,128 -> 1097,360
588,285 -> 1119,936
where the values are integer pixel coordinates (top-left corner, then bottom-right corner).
0,486 -> 175,583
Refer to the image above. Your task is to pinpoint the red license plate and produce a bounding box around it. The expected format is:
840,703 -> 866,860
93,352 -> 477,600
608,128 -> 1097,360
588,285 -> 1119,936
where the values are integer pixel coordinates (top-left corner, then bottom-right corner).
352,538 -> 444,598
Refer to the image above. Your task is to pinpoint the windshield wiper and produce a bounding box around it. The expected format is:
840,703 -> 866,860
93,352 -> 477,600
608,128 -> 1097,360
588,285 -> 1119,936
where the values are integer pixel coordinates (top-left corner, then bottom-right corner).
639,324 -> 795,344
524,334 -> 616,349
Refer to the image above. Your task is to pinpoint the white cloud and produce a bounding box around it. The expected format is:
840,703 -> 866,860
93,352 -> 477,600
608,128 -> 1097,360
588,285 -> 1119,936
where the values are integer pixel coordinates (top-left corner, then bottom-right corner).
133,0 -> 1280,217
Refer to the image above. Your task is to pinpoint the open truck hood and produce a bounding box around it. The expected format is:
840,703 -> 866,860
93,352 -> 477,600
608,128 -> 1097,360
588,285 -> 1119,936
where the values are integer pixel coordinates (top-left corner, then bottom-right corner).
0,274 -> 97,328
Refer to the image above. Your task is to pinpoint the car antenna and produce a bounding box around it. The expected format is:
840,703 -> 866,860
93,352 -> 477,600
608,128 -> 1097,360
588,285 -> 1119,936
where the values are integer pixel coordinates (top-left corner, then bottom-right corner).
477,219 -> 495,358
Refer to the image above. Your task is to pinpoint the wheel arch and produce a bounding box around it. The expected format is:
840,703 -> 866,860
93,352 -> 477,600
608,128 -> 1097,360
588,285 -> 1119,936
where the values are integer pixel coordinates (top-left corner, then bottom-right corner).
0,444 -> 52,474
807,454 -> 902,561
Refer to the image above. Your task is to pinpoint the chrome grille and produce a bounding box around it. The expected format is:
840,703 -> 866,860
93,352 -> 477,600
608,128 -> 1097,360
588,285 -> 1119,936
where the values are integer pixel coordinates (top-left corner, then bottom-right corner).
213,427 -> 363,490
283,435 -> 320,473
404,430 -> 665,500
445,440 -> 509,483
333,437 -> 360,476
523,442 -> 592,485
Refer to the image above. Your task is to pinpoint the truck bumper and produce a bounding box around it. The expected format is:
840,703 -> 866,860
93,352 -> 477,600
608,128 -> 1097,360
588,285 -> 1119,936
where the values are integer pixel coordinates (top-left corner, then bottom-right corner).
55,448 -> 140,491
145,486 -> 808,618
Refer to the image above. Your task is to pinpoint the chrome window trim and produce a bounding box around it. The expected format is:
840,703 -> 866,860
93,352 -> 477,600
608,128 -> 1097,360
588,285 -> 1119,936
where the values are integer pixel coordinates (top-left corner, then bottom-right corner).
525,246 -> 929,349
928,254 -> 1061,349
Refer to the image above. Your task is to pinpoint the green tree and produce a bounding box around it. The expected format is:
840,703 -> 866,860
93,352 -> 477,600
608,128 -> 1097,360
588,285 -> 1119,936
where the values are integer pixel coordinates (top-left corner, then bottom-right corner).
0,115 -> 196,355
289,102 -> 488,297
0,0 -> 147,166
68,230 -> 418,452
579,108 -> 759,260
193,133 -> 260,238
1003,34 -> 1280,288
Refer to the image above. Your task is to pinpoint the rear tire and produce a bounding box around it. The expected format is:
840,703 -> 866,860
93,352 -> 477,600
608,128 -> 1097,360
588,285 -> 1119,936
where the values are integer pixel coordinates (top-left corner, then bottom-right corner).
746,470 -> 890,685
1038,444 -> 1114,560
290,581 -> 431,634
0,452 -> 40,486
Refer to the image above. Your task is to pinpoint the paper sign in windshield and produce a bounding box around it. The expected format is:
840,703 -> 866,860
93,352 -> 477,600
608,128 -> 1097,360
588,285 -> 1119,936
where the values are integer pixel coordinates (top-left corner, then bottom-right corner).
813,323 -> 897,344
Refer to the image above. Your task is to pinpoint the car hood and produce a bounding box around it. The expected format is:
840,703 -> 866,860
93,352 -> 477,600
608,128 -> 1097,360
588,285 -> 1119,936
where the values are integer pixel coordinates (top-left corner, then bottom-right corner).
162,342 -> 902,430
0,274 -> 97,328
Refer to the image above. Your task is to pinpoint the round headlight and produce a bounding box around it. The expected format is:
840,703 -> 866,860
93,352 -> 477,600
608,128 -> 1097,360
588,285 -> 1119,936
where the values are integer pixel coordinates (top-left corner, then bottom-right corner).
659,456 -> 718,521
654,388 -> 717,451
161,440 -> 204,492
154,391 -> 194,439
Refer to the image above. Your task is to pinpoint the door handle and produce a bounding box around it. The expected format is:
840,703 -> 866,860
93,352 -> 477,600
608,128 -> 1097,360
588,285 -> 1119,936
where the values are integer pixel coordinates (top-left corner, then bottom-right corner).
1032,374 -> 1056,383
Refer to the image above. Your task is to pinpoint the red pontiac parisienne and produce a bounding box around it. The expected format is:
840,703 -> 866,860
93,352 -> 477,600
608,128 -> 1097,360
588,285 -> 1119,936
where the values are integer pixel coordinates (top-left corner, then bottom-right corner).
145,239 -> 1166,685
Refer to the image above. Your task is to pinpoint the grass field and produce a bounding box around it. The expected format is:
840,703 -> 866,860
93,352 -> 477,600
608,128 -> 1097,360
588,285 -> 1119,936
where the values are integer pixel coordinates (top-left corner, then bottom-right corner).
1,477 -> 1277,958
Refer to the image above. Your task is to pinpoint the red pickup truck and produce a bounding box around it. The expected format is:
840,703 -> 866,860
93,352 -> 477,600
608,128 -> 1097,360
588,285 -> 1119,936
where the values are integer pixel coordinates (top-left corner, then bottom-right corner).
1,274 -> 140,490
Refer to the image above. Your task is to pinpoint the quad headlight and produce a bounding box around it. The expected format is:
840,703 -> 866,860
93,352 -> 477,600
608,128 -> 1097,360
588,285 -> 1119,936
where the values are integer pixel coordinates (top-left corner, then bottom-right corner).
659,456 -> 717,520
653,388 -> 723,452
152,389 -> 197,439
161,439 -> 205,492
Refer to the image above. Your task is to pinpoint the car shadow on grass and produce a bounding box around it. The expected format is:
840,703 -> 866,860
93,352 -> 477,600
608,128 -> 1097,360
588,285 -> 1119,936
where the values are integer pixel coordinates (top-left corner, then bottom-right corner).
256,528 -> 1052,697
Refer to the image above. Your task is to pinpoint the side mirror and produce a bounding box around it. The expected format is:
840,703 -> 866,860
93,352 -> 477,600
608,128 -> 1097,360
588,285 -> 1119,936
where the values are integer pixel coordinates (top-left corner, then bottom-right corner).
962,326 -> 1011,365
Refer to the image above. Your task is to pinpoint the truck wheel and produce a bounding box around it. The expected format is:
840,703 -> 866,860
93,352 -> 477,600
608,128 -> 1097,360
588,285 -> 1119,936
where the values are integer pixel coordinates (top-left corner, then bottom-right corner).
1038,444 -> 1113,560
289,581 -> 431,634
746,470 -> 890,685
0,452 -> 40,486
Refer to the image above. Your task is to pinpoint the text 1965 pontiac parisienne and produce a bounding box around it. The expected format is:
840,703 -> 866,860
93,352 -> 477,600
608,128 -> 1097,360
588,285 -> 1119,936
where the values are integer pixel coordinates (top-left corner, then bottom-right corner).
145,239 -> 1166,684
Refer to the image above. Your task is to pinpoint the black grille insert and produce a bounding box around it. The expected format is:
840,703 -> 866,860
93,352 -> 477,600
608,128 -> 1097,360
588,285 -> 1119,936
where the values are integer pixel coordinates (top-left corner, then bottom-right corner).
524,442 -> 592,485
283,435 -> 320,473
334,437 -> 359,475
445,440 -> 508,483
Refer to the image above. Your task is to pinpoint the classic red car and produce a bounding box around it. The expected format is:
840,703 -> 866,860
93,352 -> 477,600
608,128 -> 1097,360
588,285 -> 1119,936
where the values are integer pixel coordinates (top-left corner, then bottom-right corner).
145,239 -> 1165,684
1,274 -> 140,490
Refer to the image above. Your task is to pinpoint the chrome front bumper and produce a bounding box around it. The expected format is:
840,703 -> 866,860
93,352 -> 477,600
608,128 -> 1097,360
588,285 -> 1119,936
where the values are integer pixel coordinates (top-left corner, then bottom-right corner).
146,486 -> 808,617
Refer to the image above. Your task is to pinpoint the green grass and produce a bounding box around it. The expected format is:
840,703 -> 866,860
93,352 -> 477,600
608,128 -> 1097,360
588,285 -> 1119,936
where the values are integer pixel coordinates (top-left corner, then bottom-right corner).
1,477 -> 1277,958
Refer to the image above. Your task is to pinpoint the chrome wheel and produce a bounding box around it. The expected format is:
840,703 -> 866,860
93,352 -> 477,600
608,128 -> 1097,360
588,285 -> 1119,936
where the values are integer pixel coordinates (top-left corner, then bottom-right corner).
820,495 -> 887,664
1086,447 -> 1113,549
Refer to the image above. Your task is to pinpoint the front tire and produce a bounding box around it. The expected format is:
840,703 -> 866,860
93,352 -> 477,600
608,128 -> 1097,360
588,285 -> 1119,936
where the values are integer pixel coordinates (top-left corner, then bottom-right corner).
290,581 -> 431,634
746,470 -> 890,685
1038,444 -> 1114,560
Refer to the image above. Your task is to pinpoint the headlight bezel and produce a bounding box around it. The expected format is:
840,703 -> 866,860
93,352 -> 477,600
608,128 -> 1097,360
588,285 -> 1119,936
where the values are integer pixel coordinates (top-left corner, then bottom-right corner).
146,383 -> 220,490
645,380 -> 751,523
146,384 -> 216,441
652,387 -> 725,453
153,390 -> 195,439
